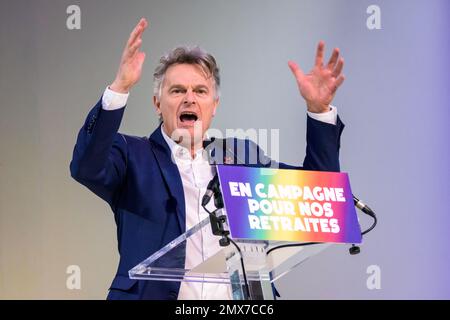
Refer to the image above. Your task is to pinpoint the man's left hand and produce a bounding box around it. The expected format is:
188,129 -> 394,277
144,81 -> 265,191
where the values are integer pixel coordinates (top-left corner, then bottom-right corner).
288,41 -> 345,114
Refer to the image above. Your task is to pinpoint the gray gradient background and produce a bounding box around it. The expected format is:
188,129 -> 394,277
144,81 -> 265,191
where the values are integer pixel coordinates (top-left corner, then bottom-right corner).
1,0 -> 449,299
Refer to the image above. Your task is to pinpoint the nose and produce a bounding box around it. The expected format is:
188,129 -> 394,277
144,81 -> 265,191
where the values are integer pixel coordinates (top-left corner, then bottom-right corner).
183,89 -> 196,105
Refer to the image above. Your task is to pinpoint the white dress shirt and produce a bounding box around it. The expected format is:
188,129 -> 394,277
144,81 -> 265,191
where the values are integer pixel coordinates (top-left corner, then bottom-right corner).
160,126 -> 232,300
100,86 -> 338,299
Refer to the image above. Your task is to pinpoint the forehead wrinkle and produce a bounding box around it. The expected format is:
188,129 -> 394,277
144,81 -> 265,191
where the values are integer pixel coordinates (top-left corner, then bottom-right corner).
163,64 -> 214,90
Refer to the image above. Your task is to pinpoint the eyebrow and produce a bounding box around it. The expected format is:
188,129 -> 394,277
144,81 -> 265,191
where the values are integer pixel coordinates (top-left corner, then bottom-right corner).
168,84 -> 209,90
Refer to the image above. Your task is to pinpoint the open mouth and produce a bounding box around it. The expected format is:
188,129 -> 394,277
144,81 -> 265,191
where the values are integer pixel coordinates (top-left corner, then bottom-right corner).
179,111 -> 199,124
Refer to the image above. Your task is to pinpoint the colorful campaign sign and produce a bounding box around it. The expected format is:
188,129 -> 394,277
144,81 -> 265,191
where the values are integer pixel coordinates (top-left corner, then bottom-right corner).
217,165 -> 362,244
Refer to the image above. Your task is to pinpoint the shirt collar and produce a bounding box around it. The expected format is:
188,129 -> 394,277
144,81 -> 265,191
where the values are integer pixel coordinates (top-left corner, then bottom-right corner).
160,124 -> 207,162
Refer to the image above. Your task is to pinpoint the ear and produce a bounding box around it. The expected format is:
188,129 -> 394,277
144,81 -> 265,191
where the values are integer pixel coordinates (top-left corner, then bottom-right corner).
153,95 -> 161,115
212,97 -> 220,117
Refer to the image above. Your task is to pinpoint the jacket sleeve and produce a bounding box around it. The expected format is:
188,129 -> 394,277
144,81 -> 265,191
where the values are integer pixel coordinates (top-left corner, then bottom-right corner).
69,96 -> 128,206
301,114 -> 345,172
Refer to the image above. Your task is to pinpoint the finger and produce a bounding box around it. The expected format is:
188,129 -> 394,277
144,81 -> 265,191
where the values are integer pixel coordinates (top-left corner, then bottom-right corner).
288,60 -> 305,83
127,38 -> 143,58
127,18 -> 148,47
332,58 -> 344,77
335,74 -> 345,89
127,21 -> 143,46
326,48 -> 339,70
314,41 -> 325,67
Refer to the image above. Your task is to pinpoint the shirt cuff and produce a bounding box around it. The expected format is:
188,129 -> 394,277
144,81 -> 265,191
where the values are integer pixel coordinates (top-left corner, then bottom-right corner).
101,86 -> 129,110
307,105 -> 337,125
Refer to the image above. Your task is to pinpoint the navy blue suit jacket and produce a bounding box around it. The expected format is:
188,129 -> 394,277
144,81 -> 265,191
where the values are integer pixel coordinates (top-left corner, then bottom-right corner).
70,97 -> 344,300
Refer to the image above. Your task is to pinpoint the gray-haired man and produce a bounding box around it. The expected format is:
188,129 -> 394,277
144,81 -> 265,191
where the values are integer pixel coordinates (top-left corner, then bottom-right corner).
70,18 -> 346,299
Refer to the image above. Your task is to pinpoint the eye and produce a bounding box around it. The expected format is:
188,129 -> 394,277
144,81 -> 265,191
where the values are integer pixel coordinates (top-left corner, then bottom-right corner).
171,88 -> 184,94
196,88 -> 208,94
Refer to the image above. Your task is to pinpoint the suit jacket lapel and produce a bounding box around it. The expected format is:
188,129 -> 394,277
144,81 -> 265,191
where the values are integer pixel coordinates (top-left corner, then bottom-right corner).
147,130 -> 239,234
148,125 -> 186,233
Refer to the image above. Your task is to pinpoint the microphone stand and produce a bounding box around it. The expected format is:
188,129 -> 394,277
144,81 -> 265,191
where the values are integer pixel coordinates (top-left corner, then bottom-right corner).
201,139 -> 251,299
201,178 -> 250,299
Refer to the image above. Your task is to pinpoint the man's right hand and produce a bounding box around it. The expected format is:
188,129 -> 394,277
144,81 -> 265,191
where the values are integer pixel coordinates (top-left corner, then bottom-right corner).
110,18 -> 148,94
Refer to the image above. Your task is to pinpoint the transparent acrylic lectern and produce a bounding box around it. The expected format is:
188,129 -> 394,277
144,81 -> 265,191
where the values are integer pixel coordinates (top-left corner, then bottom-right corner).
129,214 -> 330,300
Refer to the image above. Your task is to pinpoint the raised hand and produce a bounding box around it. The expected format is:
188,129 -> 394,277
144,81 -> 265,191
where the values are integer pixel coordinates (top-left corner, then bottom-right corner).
288,41 -> 345,113
110,18 -> 148,93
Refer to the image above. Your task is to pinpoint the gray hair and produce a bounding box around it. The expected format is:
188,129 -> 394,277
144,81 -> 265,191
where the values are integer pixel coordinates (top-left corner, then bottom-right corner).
153,46 -> 221,100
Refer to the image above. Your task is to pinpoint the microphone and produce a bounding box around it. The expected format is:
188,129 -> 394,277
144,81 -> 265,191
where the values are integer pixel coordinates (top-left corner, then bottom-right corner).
201,174 -> 219,207
353,195 -> 375,217
349,195 -> 377,255
201,137 -> 236,208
